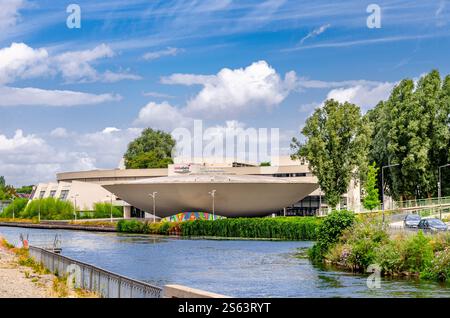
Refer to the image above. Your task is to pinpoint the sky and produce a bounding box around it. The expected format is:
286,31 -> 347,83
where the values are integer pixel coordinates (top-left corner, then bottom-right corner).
1,0 -> 450,186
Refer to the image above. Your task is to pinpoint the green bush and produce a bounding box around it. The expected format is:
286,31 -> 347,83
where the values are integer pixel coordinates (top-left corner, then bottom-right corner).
309,210 -> 356,263
117,217 -> 321,240
421,248 -> 450,282
21,198 -> 74,220
0,198 -> 28,218
92,202 -> 123,219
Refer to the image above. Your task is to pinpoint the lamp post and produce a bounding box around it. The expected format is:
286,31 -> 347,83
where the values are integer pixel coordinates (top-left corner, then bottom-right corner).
106,194 -> 113,223
148,192 -> 157,223
382,163 -> 400,224
38,199 -> 41,223
438,164 -> 450,220
209,190 -> 216,219
71,194 -> 79,221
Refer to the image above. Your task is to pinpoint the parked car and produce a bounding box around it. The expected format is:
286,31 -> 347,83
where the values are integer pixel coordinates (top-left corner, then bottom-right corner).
404,214 -> 421,228
417,218 -> 448,232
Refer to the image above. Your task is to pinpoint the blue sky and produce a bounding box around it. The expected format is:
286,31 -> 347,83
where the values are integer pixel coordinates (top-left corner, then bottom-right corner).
1,0 -> 450,186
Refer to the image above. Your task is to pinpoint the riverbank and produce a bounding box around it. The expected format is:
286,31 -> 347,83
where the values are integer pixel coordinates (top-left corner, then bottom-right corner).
0,221 -> 116,232
310,211 -> 450,283
0,239 -> 53,297
0,237 -> 98,298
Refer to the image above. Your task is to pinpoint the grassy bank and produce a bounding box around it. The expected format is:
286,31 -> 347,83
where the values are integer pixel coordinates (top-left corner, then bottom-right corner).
310,210 -> 450,283
117,217 -> 321,240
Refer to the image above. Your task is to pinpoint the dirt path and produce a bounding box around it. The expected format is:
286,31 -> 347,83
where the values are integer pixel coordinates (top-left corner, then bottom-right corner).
0,243 -> 54,298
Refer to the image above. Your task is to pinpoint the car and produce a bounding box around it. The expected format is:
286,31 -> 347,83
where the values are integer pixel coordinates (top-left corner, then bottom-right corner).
403,214 -> 421,228
417,218 -> 448,232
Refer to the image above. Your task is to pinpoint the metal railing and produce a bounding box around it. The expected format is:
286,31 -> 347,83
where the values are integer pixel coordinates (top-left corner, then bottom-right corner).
28,246 -> 163,298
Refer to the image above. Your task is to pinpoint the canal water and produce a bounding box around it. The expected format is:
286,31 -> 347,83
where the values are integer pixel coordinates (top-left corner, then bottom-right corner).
1,226 -> 449,298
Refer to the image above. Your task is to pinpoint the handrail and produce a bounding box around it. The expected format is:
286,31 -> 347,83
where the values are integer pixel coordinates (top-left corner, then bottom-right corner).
28,246 -> 163,298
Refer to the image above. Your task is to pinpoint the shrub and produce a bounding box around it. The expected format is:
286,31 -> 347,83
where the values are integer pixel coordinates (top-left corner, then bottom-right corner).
309,210 -> 355,263
117,217 -> 321,240
22,198 -> 74,220
421,248 -> 450,282
0,198 -> 28,218
92,202 -> 122,219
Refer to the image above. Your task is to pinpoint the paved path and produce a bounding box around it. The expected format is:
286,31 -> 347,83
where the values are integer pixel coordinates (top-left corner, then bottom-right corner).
0,242 -> 53,298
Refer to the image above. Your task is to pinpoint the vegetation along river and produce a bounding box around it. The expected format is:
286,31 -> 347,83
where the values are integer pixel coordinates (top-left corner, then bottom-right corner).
1,226 -> 449,298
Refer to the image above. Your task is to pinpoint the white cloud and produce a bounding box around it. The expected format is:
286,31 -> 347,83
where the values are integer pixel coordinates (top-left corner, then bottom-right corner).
0,86 -> 121,107
134,101 -> 193,130
0,42 -> 50,85
162,60 -> 297,118
143,47 -> 182,60
0,0 -> 26,30
326,82 -> 395,111
0,129 -> 96,186
50,127 -> 69,138
55,44 -> 141,83
299,24 -> 330,45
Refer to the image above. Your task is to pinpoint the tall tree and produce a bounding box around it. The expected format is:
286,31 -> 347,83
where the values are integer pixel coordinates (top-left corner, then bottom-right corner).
363,163 -> 380,210
367,70 -> 450,200
291,99 -> 369,208
124,128 -> 176,169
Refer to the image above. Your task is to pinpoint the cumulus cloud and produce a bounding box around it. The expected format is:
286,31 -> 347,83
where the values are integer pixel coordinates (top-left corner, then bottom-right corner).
0,86 -> 121,107
0,130 -> 96,186
161,60 -> 297,118
143,47 -> 182,60
0,42 -> 50,85
50,127 -> 70,138
0,42 -> 141,84
326,81 -> 395,111
134,101 -> 194,130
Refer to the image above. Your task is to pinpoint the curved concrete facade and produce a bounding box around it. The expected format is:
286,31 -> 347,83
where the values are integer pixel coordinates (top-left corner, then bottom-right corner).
103,174 -> 318,217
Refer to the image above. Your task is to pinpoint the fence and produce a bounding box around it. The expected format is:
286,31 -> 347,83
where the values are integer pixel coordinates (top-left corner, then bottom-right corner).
28,246 -> 163,298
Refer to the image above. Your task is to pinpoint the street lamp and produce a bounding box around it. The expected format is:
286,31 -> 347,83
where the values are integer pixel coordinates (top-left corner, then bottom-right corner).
38,199 -> 41,223
71,194 -> 79,221
148,192 -> 158,223
209,190 -> 216,219
106,194 -> 114,223
438,163 -> 450,220
382,163 -> 400,224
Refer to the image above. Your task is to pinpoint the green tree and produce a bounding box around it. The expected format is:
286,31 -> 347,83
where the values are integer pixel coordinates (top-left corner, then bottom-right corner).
15,185 -> 34,194
363,163 -> 380,210
291,99 -> 369,208
124,128 -> 176,169
367,70 -> 450,200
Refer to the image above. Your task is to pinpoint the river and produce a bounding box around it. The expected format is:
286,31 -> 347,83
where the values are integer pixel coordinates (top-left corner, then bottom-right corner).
1,226 -> 449,298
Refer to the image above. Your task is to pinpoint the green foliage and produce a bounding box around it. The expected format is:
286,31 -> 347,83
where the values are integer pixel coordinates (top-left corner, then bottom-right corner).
260,162 -> 271,166
21,198 -> 74,220
0,198 -> 28,217
15,185 -> 34,194
124,128 -> 175,169
366,70 -> 450,200
292,100 -> 370,208
308,210 -> 356,262
117,217 -> 321,240
92,202 -> 122,218
0,176 -> 15,200
363,163 -> 381,210
421,248 -> 450,282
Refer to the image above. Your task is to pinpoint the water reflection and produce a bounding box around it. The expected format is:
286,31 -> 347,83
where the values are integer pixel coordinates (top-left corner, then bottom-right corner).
0,226 -> 449,298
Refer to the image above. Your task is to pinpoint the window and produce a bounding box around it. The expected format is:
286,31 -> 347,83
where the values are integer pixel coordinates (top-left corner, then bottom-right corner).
39,191 -> 45,199
50,190 -> 56,198
59,190 -> 69,201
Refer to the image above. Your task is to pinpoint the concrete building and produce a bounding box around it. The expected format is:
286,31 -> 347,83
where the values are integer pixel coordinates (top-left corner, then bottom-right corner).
30,156 -> 361,218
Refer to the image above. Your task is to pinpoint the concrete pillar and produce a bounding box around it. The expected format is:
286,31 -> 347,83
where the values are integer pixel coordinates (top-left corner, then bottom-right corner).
123,206 -> 131,219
